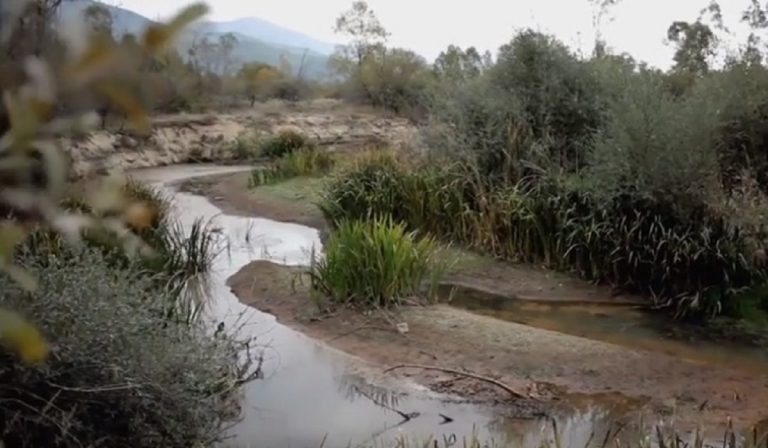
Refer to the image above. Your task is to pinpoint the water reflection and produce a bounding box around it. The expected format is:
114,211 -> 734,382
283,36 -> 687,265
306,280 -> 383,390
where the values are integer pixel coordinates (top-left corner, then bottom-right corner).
445,284 -> 768,375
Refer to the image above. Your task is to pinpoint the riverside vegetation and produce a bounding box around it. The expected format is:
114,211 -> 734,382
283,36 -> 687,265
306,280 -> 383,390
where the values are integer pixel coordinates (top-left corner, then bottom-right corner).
304,3 -> 768,330
2,0 -> 768,446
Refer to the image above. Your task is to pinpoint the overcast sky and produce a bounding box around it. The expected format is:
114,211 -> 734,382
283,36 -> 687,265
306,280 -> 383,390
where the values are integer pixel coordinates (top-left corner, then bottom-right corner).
112,0 -> 754,68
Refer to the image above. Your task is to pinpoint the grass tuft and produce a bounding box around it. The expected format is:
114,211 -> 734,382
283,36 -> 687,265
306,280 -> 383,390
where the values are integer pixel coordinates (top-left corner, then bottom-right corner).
308,216 -> 447,308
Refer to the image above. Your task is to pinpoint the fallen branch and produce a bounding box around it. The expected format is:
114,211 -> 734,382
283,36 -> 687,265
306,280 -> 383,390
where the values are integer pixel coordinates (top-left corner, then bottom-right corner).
383,364 -> 530,399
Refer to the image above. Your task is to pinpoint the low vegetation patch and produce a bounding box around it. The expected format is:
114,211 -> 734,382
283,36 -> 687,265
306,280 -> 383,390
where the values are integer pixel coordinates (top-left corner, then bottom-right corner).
308,216 -> 447,308
259,129 -> 312,159
249,146 -> 335,188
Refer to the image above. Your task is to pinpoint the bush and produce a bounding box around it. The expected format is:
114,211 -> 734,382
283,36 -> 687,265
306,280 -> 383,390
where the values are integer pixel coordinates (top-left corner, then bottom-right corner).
308,216 -> 445,308
230,133 -> 259,160
587,70 -> 722,207
427,30 -> 611,179
319,155 -> 408,225
0,249 -> 252,447
259,129 -> 311,159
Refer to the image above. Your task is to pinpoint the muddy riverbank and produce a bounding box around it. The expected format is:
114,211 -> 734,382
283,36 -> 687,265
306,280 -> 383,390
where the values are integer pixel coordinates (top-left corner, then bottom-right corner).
187,168 -> 768,437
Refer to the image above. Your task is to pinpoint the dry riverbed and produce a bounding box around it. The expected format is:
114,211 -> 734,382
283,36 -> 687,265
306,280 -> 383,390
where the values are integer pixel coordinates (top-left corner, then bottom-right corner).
182,170 -> 768,437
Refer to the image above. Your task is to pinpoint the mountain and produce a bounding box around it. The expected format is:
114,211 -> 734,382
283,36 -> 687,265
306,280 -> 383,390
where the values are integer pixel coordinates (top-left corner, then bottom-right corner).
200,17 -> 337,55
57,1 -> 332,79
57,0 -> 150,36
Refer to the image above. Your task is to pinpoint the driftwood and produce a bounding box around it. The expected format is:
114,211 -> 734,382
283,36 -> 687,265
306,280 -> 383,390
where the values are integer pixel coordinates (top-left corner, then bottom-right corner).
383,364 -> 530,399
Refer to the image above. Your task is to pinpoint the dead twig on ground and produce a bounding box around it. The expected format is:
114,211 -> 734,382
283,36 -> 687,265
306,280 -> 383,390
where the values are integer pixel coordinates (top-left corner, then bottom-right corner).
383,364 -> 531,399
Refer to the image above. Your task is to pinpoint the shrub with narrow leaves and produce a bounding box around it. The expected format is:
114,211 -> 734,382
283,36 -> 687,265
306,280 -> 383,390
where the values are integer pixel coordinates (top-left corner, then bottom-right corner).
308,216 -> 446,308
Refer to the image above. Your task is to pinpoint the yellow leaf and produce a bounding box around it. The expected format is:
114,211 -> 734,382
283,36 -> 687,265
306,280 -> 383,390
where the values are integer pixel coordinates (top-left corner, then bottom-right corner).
123,201 -> 157,231
88,173 -> 128,215
0,309 -> 49,364
3,92 -> 40,146
96,83 -> 150,134
64,36 -> 118,85
0,262 -> 38,292
0,222 -> 27,262
142,3 -> 209,54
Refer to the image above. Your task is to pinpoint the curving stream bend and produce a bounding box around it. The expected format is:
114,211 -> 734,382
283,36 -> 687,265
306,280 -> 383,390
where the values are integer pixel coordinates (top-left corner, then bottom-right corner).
132,165 -> 611,448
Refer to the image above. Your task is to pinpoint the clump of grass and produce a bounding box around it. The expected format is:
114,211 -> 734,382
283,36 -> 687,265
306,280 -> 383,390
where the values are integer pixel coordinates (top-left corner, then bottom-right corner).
308,216 -> 447,308
143,217 -> 222,324
249,146 -> 335,188
260,129 -> 311,159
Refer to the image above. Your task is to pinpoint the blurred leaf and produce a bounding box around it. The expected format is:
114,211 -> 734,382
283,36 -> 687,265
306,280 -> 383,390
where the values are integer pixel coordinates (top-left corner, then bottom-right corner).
96,82 -> 150,134
143,3 -> 209,54
0,308 -> 49,364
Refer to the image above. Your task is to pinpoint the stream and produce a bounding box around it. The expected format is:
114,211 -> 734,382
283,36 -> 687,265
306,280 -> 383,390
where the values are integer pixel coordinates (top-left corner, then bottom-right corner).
132,165 -> 617,448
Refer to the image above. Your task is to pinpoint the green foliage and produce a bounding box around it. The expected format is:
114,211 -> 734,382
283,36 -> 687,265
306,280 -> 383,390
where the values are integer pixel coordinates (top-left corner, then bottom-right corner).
249,146 -> 334,188
587,70 -> 722,206
231,133 -> 260,160
428,30 -> 613,178
321,156 -> 766,318
308,216 -> 445,308
330,1 -> 432,116
260,129 -> 311,159
0,249 -> 250,447
667,20 -> 717,76
433,45 -> 488,84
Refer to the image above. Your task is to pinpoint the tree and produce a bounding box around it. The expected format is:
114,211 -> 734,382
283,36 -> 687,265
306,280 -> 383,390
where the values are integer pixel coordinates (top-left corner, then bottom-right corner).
433,45 -> 484,83
330,1 -> 390,100
188,32 -> 239,75
84,3 -> 114,38
666,17 -> 718,77
238,62 -> 282,106
333,1 -> 389,69
741,0 -> 768,66
360,46 -> 431,114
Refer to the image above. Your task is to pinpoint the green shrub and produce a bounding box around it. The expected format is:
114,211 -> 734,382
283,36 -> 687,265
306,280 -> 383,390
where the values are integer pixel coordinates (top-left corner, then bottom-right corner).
308,216 -> 446,308
259,129 -> 311,159
230,134 -> 259,160
249,147 -> 334,188
0,249 -> 253,447
587,70 -> 722,207
319,156 -> 408,225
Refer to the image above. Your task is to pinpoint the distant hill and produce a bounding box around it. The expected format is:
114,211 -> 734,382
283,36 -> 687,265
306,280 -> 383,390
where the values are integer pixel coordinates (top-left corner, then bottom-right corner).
200,17 -> 338,55
57,1 -> 332,79
57,0 -> 149,36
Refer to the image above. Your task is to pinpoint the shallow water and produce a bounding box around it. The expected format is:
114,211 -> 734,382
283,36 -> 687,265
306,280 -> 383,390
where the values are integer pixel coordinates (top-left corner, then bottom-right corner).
132,165 -> 628,447
447,285 -> 768,375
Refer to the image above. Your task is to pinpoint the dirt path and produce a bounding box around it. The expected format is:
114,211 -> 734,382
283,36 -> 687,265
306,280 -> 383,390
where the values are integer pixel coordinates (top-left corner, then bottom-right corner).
193,171 -> 768,435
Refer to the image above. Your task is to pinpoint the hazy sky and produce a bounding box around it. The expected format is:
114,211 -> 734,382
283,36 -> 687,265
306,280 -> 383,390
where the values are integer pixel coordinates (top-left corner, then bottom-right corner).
113,0 -> 753,67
